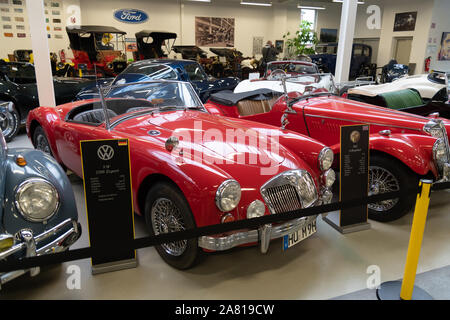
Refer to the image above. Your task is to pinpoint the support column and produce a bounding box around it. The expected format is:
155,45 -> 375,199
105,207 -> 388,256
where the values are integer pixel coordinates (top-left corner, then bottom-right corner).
26,0 -> 56,107
335,0 -> 358,83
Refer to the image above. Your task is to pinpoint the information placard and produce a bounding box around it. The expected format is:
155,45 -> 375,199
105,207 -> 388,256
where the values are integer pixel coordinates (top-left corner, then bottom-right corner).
323,124 -> 370,233
340,124 -> 370,226
80,139 -> 137,274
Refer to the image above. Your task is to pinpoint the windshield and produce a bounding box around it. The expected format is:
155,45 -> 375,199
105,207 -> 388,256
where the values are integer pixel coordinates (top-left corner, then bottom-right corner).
89,80 -> 205,126
113,63 -> 178,84
266,62 -> 318,78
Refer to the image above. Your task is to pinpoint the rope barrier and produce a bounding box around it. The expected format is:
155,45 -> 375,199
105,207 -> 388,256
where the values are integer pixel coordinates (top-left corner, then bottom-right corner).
0,181 -> 449,273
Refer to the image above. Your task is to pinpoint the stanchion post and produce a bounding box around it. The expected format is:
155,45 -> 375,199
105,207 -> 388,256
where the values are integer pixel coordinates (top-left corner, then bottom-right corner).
376,179 -> 433,300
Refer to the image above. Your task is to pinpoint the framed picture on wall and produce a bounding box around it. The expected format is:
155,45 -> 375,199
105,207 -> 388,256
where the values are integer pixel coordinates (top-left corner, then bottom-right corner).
393,12 -> 417,32
195,16 -> 235,47
438,32 -> 450,61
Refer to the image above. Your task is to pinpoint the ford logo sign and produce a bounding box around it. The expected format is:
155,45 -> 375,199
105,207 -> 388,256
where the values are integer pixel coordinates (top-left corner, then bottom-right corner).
113,8 -> 148,24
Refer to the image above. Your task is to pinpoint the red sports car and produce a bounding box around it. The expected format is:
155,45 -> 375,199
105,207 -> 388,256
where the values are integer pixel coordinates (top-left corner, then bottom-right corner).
26,81 -> 335,269
205,87 -> 450,222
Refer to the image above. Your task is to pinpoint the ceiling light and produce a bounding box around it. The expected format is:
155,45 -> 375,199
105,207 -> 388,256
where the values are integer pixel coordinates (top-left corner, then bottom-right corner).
186,0 -> 211,2
240,1 -> 272,6
333,0 -> 365,4
297,5 -> 326,10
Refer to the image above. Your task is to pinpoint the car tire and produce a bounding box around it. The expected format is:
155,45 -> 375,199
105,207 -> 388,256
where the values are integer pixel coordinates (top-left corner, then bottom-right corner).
368,154 -> 418,222
0,102 -> 19,142
33,126 -> 53,157
144,181 -> 200,269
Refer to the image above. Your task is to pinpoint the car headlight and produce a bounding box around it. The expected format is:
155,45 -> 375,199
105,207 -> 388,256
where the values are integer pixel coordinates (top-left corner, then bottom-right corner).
215,180 -> 241,212
424,120 -> 445,139
322,169 -> 336,188
318,147 -> 334,171
15,178 -> 59,222
433,139 -> 448,167
247,200 -> 265,219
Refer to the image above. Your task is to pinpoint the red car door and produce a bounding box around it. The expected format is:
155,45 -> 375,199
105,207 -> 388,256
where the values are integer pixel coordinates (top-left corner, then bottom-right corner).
56,121 -> 112,176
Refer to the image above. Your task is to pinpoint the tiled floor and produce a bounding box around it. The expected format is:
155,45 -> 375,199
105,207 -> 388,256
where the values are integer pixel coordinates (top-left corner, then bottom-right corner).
2,132 -> 450,299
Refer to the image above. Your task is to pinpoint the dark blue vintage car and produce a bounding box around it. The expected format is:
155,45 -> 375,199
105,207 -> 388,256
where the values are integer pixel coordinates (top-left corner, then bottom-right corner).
309,43 -> 376,80
0,124 -> 81,288
75,59 -> 240,102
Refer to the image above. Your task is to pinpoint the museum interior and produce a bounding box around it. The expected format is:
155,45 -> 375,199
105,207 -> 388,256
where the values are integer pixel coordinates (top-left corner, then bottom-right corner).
0,0 -> 449,302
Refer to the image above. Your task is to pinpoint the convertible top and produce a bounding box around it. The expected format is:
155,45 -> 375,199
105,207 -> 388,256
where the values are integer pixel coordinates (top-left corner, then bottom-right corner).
135,30 -> 177,40
209,89 -> 279,106
66,25 -> 126,34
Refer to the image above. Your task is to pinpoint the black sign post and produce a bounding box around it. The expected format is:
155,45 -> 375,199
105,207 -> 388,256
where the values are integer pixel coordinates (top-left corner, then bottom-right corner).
323,124 -> 371,234
80,139 -> 137,274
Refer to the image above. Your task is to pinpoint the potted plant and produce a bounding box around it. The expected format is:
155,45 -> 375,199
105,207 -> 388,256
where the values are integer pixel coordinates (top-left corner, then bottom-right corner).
283,21 -> 318,59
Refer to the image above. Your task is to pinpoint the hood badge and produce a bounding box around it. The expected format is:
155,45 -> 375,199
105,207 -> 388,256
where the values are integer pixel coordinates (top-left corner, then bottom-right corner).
148,130 -> 161,136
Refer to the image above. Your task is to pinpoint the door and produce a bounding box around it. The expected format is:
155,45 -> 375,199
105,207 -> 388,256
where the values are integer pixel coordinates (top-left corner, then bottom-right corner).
394,37 -> 413,65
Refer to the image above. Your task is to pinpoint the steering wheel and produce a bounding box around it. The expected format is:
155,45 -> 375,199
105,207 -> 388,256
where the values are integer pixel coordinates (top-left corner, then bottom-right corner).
267,69 -> 287,80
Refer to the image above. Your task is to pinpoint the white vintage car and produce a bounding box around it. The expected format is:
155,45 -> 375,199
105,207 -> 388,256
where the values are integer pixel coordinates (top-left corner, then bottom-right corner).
347,72 -> 447,102
234,61 -> 336,94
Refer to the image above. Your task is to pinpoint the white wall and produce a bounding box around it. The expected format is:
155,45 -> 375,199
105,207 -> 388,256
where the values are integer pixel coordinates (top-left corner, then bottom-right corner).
0,0 -> 79,59
376,0 -> 434,74
428,0 -> 450,72
0,0 -> 445,76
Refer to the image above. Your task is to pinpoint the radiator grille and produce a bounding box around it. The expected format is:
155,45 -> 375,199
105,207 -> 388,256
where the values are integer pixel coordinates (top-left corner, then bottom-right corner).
264,184 -> 303,214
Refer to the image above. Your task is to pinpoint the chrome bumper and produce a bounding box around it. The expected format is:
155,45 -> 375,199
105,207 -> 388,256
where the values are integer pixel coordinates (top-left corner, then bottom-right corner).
0,218 -> 81,289
198,215 -> 317,253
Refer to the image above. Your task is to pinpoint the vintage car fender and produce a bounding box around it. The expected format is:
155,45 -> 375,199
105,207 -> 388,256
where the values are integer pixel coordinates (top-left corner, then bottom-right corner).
2,148 -> 78,236
328,132 -> 438,177
27,106 -> 63,163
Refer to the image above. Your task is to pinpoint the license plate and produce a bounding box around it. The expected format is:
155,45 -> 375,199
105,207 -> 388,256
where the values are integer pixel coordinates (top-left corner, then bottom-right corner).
283,220 -> 317,251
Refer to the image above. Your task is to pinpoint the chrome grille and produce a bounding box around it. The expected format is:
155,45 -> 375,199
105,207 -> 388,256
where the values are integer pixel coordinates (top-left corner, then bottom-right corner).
264,184 -> 302,214
260,169 -> 318,214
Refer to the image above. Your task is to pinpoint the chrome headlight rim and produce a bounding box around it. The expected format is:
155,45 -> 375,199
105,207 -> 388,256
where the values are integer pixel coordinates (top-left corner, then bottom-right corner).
423,120 -> 443,138
14,178 -> 60,223
215,179 -> 241,212
321,169 -> 336,189
246,199 -> 266,219
318,147 -> 334,171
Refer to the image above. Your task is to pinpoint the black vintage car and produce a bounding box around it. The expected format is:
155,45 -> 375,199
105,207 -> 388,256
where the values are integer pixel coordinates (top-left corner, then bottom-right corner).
172,45 -> 208,60
135,30 -> 177,60
310,43 -> 377,80
0,61 -> 95,141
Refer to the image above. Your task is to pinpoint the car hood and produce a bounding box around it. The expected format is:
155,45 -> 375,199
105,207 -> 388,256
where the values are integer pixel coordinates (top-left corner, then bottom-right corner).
348,74 -> 444,98
113,110 -> 288,168
300,95 -> 449,131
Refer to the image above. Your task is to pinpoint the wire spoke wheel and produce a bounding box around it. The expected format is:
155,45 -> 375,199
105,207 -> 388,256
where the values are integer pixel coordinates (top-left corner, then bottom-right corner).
151,198 -> 187,256
368,166 -> 400,212
35,133 -> 51,155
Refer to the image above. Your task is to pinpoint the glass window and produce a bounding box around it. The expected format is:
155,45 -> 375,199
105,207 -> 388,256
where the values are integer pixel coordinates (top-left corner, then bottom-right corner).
300,9 -> 316,30
184,63 -> 206,81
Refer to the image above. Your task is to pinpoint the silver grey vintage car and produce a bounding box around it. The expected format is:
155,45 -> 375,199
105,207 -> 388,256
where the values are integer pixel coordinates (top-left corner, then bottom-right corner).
0,111 -> 81,288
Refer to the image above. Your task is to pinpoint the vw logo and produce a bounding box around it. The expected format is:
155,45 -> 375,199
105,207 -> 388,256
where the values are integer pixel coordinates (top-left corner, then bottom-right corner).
97,145 -> 114,161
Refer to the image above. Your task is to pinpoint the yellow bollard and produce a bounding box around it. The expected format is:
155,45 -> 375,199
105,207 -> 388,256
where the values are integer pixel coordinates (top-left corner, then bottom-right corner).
400,180 -> 432,300
376,179 -> 433,300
